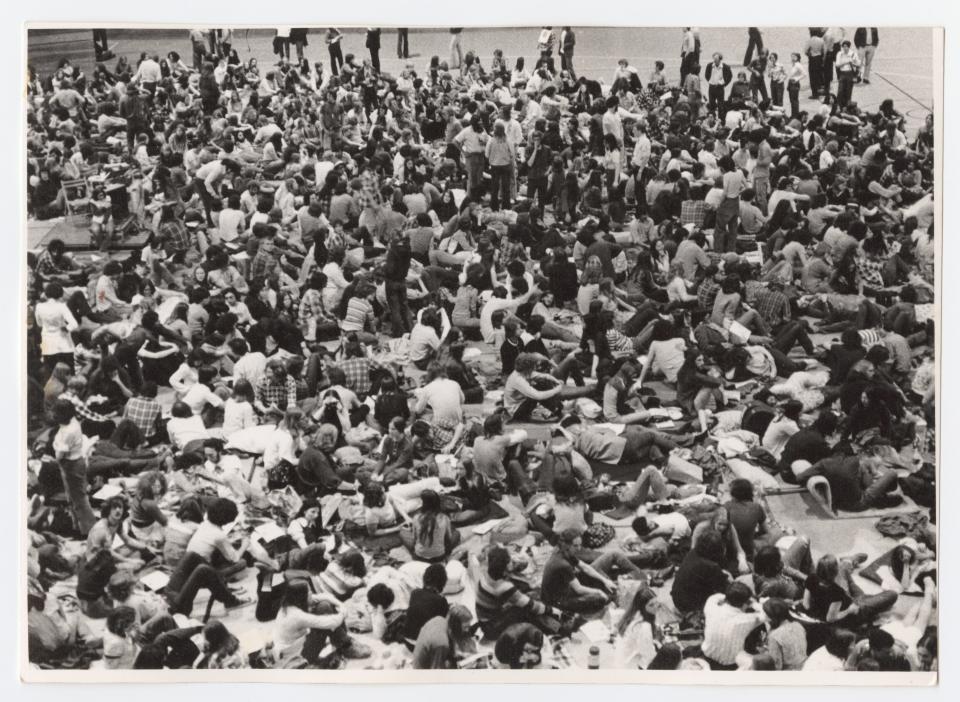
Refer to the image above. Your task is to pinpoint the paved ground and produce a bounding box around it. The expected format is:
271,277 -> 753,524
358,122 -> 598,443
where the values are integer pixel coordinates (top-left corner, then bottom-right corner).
27,26 -> 936,131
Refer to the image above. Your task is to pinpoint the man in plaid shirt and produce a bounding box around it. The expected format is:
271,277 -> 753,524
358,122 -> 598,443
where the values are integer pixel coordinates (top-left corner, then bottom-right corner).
357,169 -> 381,208
34,238 -> 84,284
249,223 -> 283,281
298,275 -> 335,341
255,360 -> 299,411
334,346 -> 386,397
62,376 -> 115,436
158,207 -> 193,257
122,381 -> 163,440
696,265 -> 721,312
753,281 -> 792,330
680,190 -> 709,229
754,281 -> 814,353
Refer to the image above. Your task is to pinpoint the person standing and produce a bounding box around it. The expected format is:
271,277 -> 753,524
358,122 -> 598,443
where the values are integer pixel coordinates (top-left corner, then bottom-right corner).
189,29 -> 207,70
749,49 -> 769,104
743,27 -> 763,67
383,238 -> 413,335
787,53 -> 807,119
290,29 -> 309,63
326,28 -> 344,76
560,27 -> 576,76
485,123 -> 515,212
705,53 -> 733,118
274,27 -> 291,61
804,28 -> 825,98
35,282 -> 78,376
768,52 -> 787,107
93,29 -> 113,61
715,156 -> 744,253
397,28 -> 409,59
537,27 -> 556,58
525,130 -> 552,211
834,40 -> 861,108
680,27 -> 697,85
454,116 -> 488,197
854,27 -> 879,84
822,26 -> 845,99
366,28 -> 382,73
450,28 -> 464,70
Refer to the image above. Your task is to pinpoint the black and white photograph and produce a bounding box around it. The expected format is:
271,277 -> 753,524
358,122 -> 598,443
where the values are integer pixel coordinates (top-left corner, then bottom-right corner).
18,21 -> 941,683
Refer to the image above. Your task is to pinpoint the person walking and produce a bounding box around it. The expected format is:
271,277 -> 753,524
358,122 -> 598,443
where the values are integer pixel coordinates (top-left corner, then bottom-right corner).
397,28 -> 410,59
854,27 -> 879,84
93,29 -> 113,61
743,27 -> 763,66
366,28 -> 382,73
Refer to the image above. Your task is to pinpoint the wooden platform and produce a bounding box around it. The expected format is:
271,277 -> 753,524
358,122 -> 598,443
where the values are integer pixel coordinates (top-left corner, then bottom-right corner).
29,217 -> 151,252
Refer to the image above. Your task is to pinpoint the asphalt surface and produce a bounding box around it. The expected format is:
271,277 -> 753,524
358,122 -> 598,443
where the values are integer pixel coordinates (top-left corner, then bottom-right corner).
27,26 -> 936,131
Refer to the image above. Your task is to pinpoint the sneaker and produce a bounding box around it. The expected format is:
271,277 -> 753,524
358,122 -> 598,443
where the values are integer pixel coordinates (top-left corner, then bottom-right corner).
340,640 -> 372,660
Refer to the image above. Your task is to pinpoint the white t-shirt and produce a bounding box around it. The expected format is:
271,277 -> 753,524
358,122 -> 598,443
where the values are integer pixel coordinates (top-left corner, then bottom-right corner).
653,511 -> 692,538
802,645 -> 846,671
181,383 -> 225,416
218,208 -> 245,242
233,351 -> 267,388
480,297 -> 519,343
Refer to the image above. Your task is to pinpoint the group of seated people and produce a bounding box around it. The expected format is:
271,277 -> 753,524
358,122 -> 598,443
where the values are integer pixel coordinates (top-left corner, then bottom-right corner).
25,27 -> 936,673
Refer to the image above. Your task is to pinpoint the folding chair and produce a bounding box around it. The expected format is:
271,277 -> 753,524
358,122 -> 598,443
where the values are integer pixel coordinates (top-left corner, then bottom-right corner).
60,178 -> 91,226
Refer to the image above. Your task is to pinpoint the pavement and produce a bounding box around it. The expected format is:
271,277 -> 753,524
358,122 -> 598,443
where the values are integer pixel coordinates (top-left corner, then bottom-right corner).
27,26 -> 936,132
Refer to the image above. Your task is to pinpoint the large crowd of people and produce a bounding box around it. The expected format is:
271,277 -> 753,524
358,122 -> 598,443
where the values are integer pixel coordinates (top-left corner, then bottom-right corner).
25,26 -> 937,673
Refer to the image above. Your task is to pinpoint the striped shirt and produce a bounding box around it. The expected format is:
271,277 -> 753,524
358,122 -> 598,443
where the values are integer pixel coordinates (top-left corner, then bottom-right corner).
701,593 -> 766,665
341,297 -> 375,333
475,573 -> 545,625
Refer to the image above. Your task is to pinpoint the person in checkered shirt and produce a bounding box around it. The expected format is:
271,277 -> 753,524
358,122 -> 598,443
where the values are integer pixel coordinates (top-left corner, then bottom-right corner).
122,381 -> 163,442
34,238 -> 85,285
63,375 -> 116,438
255,360 -> 298,413
249,223 -> 283,281
334,337 -> 387,398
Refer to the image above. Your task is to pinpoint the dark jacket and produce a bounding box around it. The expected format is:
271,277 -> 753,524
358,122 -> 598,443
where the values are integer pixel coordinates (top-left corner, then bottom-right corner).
854,28 -> 879,48
704,62 -> 733,86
